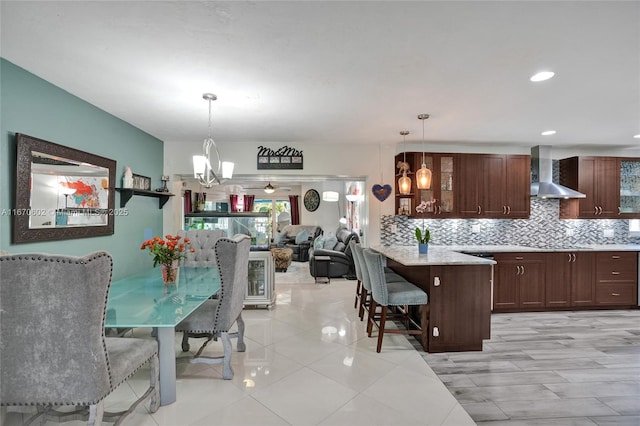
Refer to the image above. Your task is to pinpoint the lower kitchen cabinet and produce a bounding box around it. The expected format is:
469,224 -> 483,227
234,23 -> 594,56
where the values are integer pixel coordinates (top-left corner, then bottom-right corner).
545,252 -> 595,307
493,253 -> 545,311
595,251 -> 638,306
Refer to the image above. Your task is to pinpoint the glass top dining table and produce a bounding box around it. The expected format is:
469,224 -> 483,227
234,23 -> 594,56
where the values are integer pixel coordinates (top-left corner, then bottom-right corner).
105,266 -> 220,406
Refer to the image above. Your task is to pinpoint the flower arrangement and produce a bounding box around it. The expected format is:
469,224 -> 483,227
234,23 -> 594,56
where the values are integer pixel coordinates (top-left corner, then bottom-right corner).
415,201 -> 431,244
140,234 -> 194,268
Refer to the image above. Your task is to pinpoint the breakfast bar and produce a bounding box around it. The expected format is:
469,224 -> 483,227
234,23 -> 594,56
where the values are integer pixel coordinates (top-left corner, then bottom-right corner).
371,245 -> 495,353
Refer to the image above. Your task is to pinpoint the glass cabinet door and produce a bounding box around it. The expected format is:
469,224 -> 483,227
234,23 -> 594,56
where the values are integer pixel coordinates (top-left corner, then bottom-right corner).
439,156 -> 455,214
245,251 -> 275,308
417,154 -> 455,216
620,160 -> 640,214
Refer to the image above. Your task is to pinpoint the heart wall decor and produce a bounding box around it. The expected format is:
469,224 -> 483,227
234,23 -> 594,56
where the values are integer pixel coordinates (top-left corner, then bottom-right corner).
372,184 -> 392,202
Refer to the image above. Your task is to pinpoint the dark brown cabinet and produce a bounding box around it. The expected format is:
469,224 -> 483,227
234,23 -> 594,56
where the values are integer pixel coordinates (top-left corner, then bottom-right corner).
458,154 -> 530,218
493,253 -> 545,311
595,251 -> 638,306
560,157 -> 620,218
545,252 -> 595,308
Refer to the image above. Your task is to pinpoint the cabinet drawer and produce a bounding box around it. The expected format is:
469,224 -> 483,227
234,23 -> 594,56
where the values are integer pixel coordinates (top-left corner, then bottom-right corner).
494,253 -> 545,263
596,252 -> 637,281
595,282 -> 637,305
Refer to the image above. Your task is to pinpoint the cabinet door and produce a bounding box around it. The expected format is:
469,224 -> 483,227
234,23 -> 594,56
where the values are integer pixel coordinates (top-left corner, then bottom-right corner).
480,155 -> 506,217
619,159 -> 640,216
493,261 -> 519,310
571,252 -> 596,306
545,252 -> 572,308
458,154 -> 482,216
436,155 -> 456,216
504,155 -> 531,218
577,157 -> 599,218
519,262 -> 545,308
596,157 -> 620,217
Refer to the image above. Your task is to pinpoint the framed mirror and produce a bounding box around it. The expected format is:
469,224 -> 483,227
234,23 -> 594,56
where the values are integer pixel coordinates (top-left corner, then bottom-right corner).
13,133 -> 116,243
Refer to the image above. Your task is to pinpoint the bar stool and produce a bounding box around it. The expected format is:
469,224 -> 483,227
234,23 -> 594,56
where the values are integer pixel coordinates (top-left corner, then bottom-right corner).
362,248 -> 429,353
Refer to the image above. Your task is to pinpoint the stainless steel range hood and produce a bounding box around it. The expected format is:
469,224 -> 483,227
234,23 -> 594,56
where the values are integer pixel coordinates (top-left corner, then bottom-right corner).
530,145 -> 586,199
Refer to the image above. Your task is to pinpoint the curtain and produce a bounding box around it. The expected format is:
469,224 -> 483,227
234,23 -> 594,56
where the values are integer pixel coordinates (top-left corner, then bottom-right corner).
244,195 -> 255,212
229,194 -> 239,212
289,195 -> 300,225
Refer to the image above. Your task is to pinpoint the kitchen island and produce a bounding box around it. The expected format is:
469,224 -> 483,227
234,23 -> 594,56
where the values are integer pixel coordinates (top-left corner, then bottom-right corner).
371,245 -> 495,353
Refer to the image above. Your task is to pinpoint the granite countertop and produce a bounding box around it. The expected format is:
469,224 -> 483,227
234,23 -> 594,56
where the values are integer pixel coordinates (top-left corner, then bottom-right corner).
370,245 -> 496,266
371,244 -> 640,267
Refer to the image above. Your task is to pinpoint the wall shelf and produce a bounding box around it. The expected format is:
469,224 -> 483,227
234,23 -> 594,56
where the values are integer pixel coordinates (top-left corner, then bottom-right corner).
115,188 -> 174,209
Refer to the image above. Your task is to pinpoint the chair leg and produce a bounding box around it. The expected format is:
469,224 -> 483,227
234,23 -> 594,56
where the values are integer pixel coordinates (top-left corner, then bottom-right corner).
376,306 -> 388,353
181,332 -> 190,352
236,313 -> 246,352
149,353 -> 160,413
220,331 -> 234,380
367,299 -> 377,337
87,401 -> 104,426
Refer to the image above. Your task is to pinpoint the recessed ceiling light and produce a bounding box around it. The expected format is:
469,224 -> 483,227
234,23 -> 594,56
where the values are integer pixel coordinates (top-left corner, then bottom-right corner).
634,134 -> 640,139
530,71 -> 555,82
541,130 -> 557,136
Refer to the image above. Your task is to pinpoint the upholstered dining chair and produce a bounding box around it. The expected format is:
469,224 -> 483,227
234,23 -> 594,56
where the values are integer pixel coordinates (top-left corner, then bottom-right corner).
176,234 -> 250,380
177,228 -> 225,351
362,248 -> 430,353
0,251 -> 159,425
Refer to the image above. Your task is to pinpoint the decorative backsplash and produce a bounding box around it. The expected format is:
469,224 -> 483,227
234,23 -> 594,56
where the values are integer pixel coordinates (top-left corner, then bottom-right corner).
381,197 -> 640,247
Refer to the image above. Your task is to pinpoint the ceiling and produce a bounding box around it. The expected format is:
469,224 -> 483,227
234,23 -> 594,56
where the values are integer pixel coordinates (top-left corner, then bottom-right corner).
1,1 -> 639,150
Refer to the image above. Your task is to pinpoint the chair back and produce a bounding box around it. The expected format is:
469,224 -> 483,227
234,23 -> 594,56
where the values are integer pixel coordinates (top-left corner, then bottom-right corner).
349,240 -> 363,282
362,249 -> 389,305
213,234 -> 251,331
179,229 -> 225,267
0,252 -> 113,405
352,243 -> 372,292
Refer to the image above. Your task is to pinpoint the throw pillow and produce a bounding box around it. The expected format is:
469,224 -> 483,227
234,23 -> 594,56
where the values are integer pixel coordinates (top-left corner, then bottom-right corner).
313,236 -> 324,249
274,230 -> 287,245
323,233 -> 338,250
295,229 -> 309,244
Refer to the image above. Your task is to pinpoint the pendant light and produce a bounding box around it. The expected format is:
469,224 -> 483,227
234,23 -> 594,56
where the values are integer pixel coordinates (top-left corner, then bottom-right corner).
397,130 -> 412,195
264,182 -> 275,194
193,93 -> 234,188
416,114 -> 432,190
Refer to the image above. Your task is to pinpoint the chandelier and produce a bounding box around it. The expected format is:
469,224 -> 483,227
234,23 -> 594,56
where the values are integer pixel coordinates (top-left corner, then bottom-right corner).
193,93 -> 234,188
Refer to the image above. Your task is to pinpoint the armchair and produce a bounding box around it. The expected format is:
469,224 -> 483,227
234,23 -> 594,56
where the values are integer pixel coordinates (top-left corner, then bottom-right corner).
309,227 -> 360,279
176,234 -> 251,380
0,251 -> 159,425
273,224 -> 323,262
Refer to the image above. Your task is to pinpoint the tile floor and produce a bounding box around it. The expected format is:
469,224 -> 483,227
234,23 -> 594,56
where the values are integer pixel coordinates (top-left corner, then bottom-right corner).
1,262 -> 471,426
4,263 -> 639,426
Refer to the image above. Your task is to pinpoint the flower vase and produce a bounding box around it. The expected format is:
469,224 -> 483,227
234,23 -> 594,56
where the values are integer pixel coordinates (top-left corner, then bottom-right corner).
160,261 -> 179,285
418,243 -> 429,255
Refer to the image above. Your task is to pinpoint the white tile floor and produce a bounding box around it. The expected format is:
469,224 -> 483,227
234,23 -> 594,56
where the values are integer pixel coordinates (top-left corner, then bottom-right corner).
2,262 -> 472,426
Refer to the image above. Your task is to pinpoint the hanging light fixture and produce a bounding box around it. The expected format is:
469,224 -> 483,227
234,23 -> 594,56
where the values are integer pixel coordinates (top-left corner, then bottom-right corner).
193,93 -> 234,188
264,182 -> 275,194
397,130 -> 412,195
416,114 -> 432,190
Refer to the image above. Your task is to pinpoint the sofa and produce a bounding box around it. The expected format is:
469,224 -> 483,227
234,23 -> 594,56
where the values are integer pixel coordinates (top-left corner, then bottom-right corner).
273,224 -> 323,262
308,227 -> 360,279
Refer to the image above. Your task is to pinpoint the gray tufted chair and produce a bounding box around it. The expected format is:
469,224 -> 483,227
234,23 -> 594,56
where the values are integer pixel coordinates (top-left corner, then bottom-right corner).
177,229 -> 225,351
362,248 -> 429,353
176,234 -> 250,379
0,251 -> 159,425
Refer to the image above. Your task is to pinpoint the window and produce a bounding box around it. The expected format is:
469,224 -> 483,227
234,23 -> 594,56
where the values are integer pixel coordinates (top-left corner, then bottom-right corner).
253,199 -> 291,238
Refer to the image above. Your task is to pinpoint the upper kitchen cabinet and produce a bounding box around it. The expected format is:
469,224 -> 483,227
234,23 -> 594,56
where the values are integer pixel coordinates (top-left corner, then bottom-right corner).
394,152 -> 456,218
619,159 -> 640,217
458,154 -> 530,219
559,157 -> 620,219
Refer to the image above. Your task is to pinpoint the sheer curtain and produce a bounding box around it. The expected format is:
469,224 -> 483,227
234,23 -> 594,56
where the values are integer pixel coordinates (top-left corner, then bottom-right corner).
289,195 -> 300,225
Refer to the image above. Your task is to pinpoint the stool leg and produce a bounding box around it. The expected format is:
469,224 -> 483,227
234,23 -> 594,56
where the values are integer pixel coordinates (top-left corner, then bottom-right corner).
367,299 -> 377,337
376,306 -> 388,353
359,288 -> 368,321
420,303 -> 429,351
354,280 -> 361,309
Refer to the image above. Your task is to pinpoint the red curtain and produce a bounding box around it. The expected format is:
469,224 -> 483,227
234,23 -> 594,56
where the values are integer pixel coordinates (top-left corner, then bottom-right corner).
244,195 -> 255,212
229,194 -> 239,212
289,195 -> 300,225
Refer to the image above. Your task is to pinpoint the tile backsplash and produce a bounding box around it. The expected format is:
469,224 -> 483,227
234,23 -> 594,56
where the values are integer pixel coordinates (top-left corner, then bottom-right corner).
381,197 -> 640,247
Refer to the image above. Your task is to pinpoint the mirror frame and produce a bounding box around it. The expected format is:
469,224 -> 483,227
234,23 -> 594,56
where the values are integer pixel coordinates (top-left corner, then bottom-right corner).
13,133 -> 116,243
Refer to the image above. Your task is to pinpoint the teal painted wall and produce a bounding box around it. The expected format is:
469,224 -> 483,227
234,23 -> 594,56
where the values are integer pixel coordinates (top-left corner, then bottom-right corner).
1,58 -> 165,279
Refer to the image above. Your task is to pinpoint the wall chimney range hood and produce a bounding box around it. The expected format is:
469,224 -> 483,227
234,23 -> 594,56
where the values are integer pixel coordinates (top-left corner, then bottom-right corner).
530,145 -> 586,199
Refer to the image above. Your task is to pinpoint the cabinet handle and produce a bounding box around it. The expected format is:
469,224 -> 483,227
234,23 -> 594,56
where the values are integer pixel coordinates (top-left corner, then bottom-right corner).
437,205 -> 442,214
477,205 -> 482,215
618,206 -> 622,215
567,253 -> 572,262
572,253 -> 576,262
598,206 -> 603,215
502,206 -> 507,214
612,293 -> 620,296
611,255 -> 621,259
515,256 -> 524,260
611,271 -> 621,275
507,206 -> 511,214
594,207 -> 599,215
515,265 -> 521,275
521,265 -> 525,274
